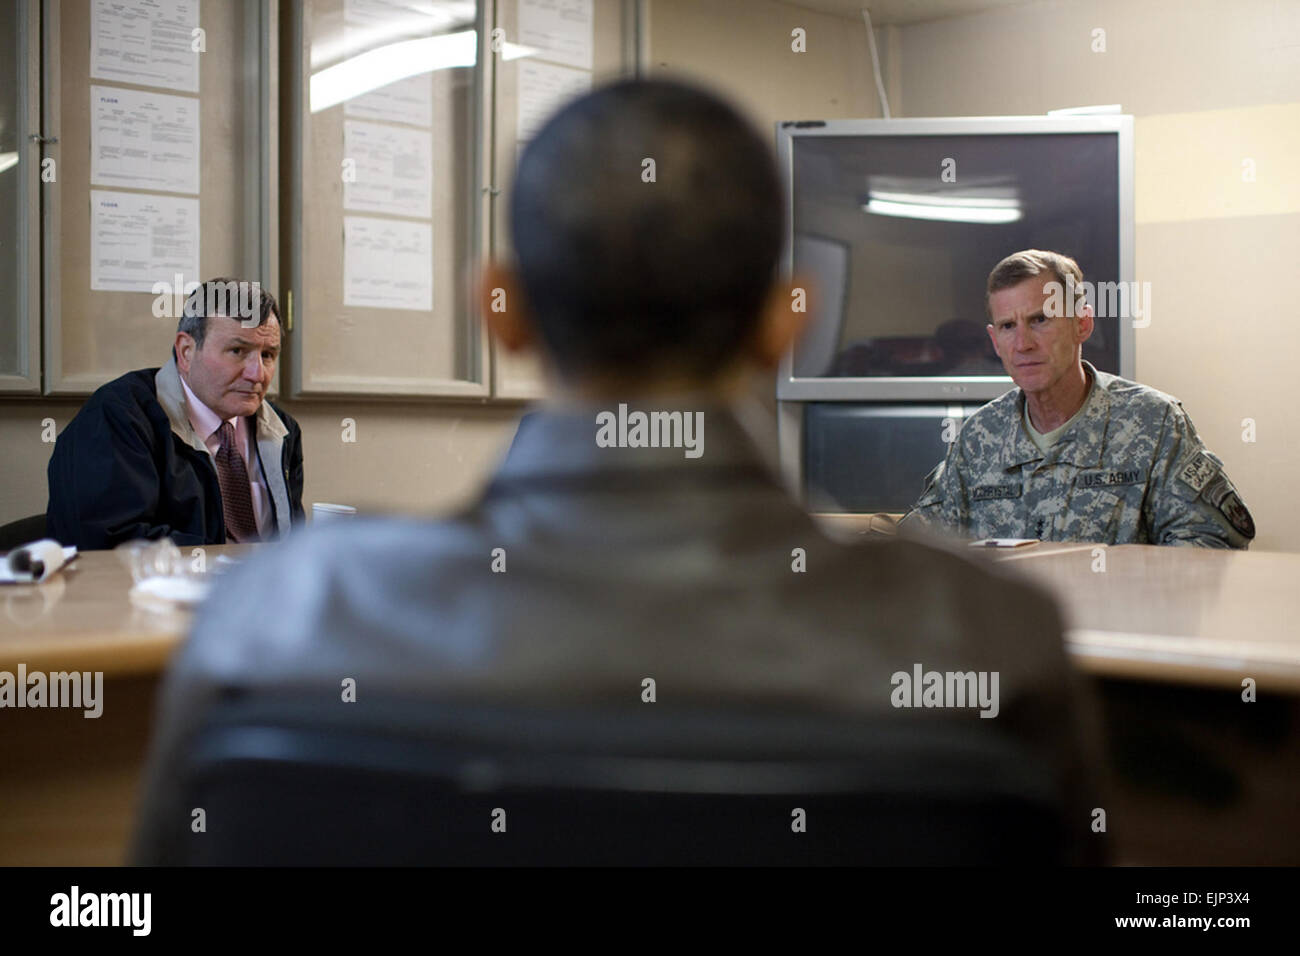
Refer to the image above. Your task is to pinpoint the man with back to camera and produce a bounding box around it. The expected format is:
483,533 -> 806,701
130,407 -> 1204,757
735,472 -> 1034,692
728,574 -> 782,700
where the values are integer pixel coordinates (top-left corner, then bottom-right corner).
46,279 -> 305,550
131,80 -> 1100,864
901,250 -> 1255,548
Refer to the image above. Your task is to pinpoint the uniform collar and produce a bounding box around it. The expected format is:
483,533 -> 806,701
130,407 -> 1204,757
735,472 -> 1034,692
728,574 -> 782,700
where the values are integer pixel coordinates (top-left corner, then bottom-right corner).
1001,361 -> 1110,470
155,356 -> 208,454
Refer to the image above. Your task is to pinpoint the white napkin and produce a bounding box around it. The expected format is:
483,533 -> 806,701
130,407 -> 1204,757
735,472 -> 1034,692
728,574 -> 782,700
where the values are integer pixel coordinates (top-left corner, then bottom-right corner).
130,575 -> 211,610
0,539 -> 77,584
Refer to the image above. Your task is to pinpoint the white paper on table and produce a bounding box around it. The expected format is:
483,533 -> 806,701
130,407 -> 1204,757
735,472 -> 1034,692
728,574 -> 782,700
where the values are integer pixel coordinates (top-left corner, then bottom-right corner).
90,85 -> 200,195
518,0 -> 593,70
516,60 -> 590,152
0,540 -> 77,584
90,189 -> 200,293
968,538 -> 1040,549
91,0 -> 201,93
343,216 -> 433,311
343,121 -> 433,218
130,575 -> 211,609
344,74 -> 435,128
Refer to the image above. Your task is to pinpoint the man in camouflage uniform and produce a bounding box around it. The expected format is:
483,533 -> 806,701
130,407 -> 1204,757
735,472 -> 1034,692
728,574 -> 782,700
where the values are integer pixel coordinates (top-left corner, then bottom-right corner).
902,250 -> 1254,548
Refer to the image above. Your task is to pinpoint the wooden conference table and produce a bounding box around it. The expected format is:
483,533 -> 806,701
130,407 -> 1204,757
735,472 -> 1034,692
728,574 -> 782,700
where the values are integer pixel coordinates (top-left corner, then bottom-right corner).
1,536 -> 1298,864
815,514 -> 1300,692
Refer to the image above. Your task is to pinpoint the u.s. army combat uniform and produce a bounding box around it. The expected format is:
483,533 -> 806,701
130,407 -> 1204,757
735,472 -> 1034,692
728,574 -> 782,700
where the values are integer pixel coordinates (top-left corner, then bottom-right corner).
902,362 -> 1255,548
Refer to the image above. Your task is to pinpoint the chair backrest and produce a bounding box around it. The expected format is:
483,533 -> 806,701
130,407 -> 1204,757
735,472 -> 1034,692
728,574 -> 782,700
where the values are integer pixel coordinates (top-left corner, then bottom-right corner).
0,514 -> 48,553
143,693 -> 1072,866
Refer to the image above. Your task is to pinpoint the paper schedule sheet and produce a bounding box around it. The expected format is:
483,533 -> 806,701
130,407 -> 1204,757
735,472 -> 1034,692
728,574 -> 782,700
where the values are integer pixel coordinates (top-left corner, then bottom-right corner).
516,60 -> 591,148
90,190 -> 200,293
91,0 -> 201,93
343,74 -> 435,128
518,0 -> 594,70
91,86 -> 200,195
343,216 -> 433,312
343,121 -> 433,218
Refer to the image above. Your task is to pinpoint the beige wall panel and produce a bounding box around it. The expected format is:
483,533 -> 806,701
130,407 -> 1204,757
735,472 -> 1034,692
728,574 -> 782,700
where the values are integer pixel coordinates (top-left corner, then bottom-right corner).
1134,213 -> 1298,553
1135,104 -> 1300,224
277,399 -> 521,516
649,0 -> 878,127
0,400 -> 521,527
898,0 -> 1300,119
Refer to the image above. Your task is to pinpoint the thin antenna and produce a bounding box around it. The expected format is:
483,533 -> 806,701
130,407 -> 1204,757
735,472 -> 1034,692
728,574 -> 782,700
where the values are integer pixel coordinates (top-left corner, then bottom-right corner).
862,8 -> 892,118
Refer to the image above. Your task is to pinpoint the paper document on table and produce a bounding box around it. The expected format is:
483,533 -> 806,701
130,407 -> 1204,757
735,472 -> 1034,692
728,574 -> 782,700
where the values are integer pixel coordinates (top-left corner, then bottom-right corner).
91,85 -> 200,195
0,540 -> 77,584
90,190 -> 200,293
969,538 -> 1040,549
343,216 -> 433,311
91,0 -> 201,93
343,121 -> 433,218
518,0 -> 593,70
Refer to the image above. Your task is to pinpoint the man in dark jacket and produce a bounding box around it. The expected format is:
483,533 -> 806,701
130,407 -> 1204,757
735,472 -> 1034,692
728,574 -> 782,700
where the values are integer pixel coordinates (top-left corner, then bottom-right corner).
133,81 -> 1101,865
46,279 -> 305,550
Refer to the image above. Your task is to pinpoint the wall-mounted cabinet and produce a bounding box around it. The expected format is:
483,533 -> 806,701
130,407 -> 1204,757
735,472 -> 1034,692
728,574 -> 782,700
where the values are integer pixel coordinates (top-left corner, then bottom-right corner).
1,0 -> 642,401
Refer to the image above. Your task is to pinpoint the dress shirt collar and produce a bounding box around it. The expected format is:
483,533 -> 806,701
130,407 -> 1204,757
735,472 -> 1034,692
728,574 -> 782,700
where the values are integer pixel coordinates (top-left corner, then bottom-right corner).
179,373 -> 237,444
154,355 -> 289,449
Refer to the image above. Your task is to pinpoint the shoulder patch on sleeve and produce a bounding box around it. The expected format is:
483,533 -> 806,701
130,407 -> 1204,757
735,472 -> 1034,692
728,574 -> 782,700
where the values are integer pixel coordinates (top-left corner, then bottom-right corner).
1220,492 -> 1255,539
1177,450 -> 1219,494
1201,473 -> 1256,539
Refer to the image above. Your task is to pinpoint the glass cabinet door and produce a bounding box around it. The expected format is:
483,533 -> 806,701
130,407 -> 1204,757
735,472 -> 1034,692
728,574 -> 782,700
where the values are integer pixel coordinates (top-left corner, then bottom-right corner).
285,0 -> 490,397
0,0 -> 40,393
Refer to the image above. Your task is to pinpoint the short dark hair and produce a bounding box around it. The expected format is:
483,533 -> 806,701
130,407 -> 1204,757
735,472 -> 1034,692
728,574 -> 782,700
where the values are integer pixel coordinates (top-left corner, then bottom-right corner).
178,277 -> 280,348
509,78 -> 784,384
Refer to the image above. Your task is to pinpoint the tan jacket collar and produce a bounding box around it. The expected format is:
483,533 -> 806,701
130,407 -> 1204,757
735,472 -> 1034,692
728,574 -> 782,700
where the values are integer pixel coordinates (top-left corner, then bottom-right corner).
154,355 -> 288,449
155,355 -> 294,538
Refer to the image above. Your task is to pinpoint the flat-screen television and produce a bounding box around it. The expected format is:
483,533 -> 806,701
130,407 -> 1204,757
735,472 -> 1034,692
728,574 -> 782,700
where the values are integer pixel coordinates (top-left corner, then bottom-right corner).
775,116 -> 1134,404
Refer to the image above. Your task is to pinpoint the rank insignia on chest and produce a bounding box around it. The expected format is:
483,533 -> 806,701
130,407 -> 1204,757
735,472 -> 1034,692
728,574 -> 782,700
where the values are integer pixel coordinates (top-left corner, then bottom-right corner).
971,484 -> 1022,501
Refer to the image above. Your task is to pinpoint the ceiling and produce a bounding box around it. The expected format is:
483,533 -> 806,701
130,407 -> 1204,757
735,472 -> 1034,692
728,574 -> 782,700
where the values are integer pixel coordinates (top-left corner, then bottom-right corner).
787,0 -> 1034,27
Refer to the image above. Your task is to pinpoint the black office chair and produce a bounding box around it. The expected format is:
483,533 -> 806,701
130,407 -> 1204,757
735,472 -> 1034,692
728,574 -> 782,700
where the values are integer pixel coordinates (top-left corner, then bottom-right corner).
0,514 -> 47,552
138,692 -> 1074,866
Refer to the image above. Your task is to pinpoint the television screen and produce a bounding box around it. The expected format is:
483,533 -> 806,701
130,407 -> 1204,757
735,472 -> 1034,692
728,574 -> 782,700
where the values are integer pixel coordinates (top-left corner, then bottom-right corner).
803,402 -> 988,513
789,132 -> 1121,379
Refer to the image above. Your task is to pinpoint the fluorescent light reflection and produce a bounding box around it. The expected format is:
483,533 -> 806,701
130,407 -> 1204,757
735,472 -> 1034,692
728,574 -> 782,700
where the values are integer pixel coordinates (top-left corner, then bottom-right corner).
862,174 -> 1022,224
864,198 -> 1021,223
311,30 -> 538,113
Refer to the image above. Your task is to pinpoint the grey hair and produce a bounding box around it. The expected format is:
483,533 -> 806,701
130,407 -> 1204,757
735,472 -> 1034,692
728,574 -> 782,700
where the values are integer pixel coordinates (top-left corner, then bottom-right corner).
986,250 -> 1086,316
177,277 -> 280,348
